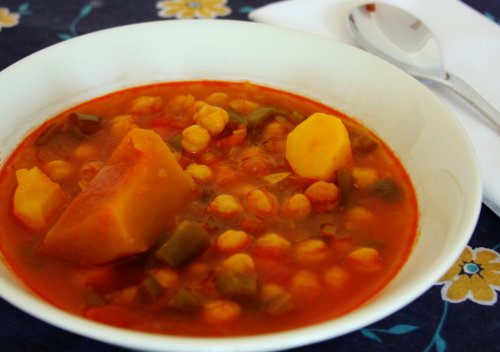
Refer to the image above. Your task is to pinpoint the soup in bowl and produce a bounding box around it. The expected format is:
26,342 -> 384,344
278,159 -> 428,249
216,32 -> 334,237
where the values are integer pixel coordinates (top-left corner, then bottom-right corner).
0,20 -> 481,351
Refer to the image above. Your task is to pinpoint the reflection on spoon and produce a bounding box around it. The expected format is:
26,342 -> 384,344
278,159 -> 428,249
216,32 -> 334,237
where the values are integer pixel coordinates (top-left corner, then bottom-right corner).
347,3 -> 500,131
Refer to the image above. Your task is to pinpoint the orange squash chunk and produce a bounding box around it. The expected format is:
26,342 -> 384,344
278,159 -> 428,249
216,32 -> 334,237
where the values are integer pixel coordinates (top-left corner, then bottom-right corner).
41,128 -> 192,264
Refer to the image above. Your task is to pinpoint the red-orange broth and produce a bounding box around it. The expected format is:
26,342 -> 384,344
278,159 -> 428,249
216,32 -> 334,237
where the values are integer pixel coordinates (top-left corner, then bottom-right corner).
0,81 -> 418,336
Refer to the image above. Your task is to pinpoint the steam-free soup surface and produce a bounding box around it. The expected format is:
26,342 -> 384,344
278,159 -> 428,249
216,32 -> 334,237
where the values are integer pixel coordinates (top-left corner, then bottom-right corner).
0,81 -> 418,336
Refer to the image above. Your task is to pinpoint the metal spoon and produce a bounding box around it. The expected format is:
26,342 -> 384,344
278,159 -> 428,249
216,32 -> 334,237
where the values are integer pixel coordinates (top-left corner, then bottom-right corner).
347,3 -> 500,131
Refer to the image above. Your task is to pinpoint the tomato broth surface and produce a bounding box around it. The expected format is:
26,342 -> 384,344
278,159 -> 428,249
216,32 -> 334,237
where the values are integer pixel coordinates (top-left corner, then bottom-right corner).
0,81 -> 418,336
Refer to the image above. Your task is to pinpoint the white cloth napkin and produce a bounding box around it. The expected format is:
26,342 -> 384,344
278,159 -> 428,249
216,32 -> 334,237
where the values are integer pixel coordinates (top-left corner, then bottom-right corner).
250,0 -> 500,217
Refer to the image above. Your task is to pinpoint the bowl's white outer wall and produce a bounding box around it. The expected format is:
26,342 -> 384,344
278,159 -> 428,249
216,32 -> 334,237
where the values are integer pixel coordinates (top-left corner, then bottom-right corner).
0,20 -> 481,352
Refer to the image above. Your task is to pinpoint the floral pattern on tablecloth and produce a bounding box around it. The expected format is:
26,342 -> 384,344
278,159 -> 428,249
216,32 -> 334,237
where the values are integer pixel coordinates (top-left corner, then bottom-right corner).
156,0 -> 231,19
437,245 -> 500,305
0,7 -> 20,31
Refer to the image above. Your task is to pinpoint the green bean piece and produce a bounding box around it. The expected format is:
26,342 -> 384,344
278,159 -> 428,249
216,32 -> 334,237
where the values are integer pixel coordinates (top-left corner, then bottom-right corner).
320,223 -> 338,238
82,286 -> 105,307
167,134 -> 182,151
135,277 -> 162,304
70,112 -> 102,135
216,267 -> 258,300
168,287 -> 202,312
337,168 -> 353,206
228,110 -> 247,125
246,107 -> 287,129
35,121 -> 64,146
371,178 -> 403,201
286,110 -> 305,125
265,293 -> 294,316
350,130 -> 378,155
155,221 -> 210,268
274,116 -> 295,131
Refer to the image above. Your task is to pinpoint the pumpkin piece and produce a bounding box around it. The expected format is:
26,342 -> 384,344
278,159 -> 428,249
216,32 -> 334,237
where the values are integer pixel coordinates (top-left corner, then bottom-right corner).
285,113 -> 352,180
13,166 -> 67,229
40,128 -> 191,265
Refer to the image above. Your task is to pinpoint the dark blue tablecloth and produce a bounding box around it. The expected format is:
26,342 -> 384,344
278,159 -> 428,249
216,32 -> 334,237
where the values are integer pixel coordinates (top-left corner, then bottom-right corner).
1,1 -> 499,351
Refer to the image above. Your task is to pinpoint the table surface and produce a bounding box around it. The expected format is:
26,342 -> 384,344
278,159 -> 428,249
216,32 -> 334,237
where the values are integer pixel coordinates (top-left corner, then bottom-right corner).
1,0 -> 499,351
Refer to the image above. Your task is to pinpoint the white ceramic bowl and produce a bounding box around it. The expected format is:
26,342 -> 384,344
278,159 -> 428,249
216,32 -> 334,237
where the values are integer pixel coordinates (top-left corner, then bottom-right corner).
0,20 -> 481,351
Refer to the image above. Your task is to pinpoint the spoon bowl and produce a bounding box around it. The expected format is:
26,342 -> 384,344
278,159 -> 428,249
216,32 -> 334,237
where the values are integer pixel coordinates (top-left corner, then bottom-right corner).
348,3 -> 500,130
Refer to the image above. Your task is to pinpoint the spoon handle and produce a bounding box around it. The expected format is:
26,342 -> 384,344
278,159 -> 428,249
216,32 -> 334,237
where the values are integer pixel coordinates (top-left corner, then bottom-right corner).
421,71 -> 500,131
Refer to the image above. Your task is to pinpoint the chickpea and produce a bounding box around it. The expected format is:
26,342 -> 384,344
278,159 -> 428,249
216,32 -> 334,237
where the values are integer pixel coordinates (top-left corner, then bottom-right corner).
213,165 -> 239,187
347,247 -> 382,272
260,283 -> 286,301
194,105 -> 229,136
352,167 -> 378,188
262,137 -> 285,155
324,266 -> 350,290
149,267 -> 179,289
231,183 -> 256,199
185,100 -> 207,119
229,99 -> 260,114
290,270 -> 321,302
109,115 -> 137,138
344,206 -> 375,230
255,233 -> 291,251
245,189 -> 279,217
181,125 -> 211,154
238,215 -> 267,235
282,193 -> 312,221
216,229 -> 251,254
185,163 -> 213,183
304,180 -> 340,203
43,159 -> 75,182
203,300 -> 242,325
73,143 -> 100,160
294,238 -> 329,264
182,171 -> 198,192
206,92 -> 229,107
222,253 -> 255,273
185,262 -> 211,278
107,286 -> 138,306
168,94 -> 196,115
240,146 -> 274,176
207,194 -> 243,218
346,207 -> 374,222
263,121 -> 288,139
129,96 -> 163,115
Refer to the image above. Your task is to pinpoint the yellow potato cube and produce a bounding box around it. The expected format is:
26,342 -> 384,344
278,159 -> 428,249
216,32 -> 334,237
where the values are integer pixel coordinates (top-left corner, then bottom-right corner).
13,166 -> 67,229
285,113 -> 352,180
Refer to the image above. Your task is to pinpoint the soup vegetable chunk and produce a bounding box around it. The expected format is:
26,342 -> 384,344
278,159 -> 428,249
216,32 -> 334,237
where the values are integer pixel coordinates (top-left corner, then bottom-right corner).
0,81 -> 418,336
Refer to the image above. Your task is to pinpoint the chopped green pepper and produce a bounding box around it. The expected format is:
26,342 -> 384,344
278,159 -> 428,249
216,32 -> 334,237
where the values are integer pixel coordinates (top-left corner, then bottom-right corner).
135,276 -> 162,304
69,112 -> 102,135
246,107 -> 287,129
285,110 -> 305,125
320,223 -> 338,238
265,293 -> 294,316
349,130 -> 378,155
228,110 -> 247,125
35,120 -> 65,146
168,287 -> 202,312
167,134 -> 182,151
371,178 -> 402,201
155,221 -> 210,268
216,267 -> 258,300
82,286 -> 105,307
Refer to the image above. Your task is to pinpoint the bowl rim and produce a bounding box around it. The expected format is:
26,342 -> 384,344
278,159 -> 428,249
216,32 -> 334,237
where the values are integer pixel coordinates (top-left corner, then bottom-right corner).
0,19 -> 482,352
